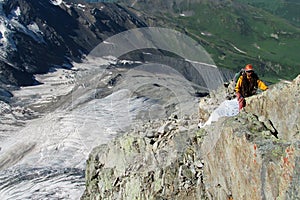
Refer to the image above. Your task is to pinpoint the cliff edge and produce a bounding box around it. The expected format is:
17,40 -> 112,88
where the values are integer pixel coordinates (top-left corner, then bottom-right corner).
81,75 -> 299,199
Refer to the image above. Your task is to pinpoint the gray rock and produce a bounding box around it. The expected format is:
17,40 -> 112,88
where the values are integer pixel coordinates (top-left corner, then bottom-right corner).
81,75 -> 300,200
203,75 -> 300,199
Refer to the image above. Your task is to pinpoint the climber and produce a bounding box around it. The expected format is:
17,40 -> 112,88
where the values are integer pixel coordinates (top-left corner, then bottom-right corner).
235,64 -> 268,111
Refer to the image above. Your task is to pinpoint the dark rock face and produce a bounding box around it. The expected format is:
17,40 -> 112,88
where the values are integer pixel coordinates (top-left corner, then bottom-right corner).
0,0 -> 146,98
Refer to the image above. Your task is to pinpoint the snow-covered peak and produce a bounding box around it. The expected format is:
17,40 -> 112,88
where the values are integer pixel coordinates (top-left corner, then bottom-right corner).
0,2 -> 48,61
0,18 -> 17,60
0,3 -> 19,60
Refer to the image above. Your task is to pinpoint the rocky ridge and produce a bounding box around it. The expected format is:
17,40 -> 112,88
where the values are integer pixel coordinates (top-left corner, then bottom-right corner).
203,76 -> 299,199
81,75 -> 299,199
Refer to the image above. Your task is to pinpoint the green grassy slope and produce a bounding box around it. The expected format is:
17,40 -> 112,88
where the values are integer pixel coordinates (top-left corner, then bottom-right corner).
236,0 -> 300,28
136,1 -> 300,83
176,4 -> 300,82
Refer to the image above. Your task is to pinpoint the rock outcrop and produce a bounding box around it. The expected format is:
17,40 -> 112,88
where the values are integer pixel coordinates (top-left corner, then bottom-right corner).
81,113 -> 205,199
81,75 -> 299,199
203,76 -> 299,199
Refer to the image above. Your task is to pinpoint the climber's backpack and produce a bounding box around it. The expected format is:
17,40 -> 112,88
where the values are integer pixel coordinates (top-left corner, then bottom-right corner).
233,68 -> 245,83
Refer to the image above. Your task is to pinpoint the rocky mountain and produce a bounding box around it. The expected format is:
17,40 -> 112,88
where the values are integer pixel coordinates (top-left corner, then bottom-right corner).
0,0 -> 146,101
81,75 -> 299,199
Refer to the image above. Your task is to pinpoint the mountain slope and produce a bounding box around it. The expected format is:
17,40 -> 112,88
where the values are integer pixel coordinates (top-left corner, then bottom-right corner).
0,0 -> 146,101
1,0 -> 299,100
117,0 -> 300,83
236,0 -> 300,28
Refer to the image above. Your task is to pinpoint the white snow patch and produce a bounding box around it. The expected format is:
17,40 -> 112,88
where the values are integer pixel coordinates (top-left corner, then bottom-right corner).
278,79 -> 292,84
253,43 -> 261,49
0,19 -> 17,59
0,21 -> 7,40
117,59 -> 142,65
26,22 -> 45,43
6,18 -> 45,43
198,99 -> 239,128
270,33 -> 279,39
50,0 -> 63,6
27,22 -> 41,34
9,7 -> 21,19
103,40 -> 114,45
199,99 -> 239,157
184,59 -> 218,68
230,43 -> 247,54
77,4 -> 86,8
1,6 -> 47,57
201,32 -> 212,36
63,2 -> 71,8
